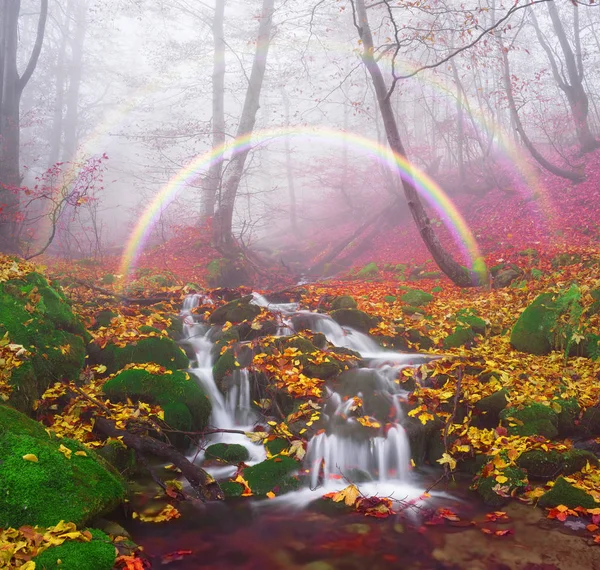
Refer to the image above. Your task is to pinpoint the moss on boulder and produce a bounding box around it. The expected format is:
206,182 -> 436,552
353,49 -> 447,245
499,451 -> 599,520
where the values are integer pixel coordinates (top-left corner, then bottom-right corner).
103,368 -> 211,434
538,476 -> 598,509
89,336 -> 189,374
475,466 -> 527,507
0,271 -> 87,412
0,406 -> 124,528
205,443 -> 249,463
209,295 -> 261,325
32,528 -> 116,570
443,326 -> 475,349
473,389 -> 509,428
455,308 -> 487,335
330,308 -> 378,333
356,262 -> 379,278
243,457 -> 300,496
500,403 -> 558,439
517,449 -> 598,480
331,295 -> 358,310
400,288 -> 433,307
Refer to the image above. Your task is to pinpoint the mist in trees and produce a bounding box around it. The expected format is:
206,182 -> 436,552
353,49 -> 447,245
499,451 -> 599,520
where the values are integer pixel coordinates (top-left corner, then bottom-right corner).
0,0 -> 598,283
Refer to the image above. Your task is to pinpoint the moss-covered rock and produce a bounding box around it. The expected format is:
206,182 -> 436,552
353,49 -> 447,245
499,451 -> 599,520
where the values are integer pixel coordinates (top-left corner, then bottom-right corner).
96,439 -> 137,477
538,476 -> 598,509
551,253 -> 581,269
356,262 -> 379,278
331,295 -> 358,310
103,368 -> 211,434
500,404 -> 558,439
0,406 -> 124,528
208,295 -> 261,325
91,310 -> 118,330
473,389 -> 509,428
556,398 -> 581,436
330,308 -> 378,333
243,457 -> 300,496
400,288 -> 433,307
206,443 -> 250,463
455,308 -> 487,335
443,326 -> 475,349
510,293 -> 557,355
32,528 -> 116,570
0,271 -> 87,412
475,466 -> 527,507
517,449 -> 598,480
493,268 -> 522,289
213,347 -> 239,389
89,335 -> 189,374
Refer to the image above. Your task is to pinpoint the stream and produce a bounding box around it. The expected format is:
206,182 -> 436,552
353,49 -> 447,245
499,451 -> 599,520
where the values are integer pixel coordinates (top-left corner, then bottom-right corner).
125,293 -> 600,570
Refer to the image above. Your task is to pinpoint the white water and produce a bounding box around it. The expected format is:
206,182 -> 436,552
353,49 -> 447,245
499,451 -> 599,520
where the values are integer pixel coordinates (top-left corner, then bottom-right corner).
181,293 -> 440,506
180,303 -> 265,476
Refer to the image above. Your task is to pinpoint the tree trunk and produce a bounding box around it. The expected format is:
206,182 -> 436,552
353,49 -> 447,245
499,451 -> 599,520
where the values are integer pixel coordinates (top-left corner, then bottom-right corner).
497,31 -> 583,183
61,0 -> 88,162
353,0 -> 484,287
0,0 -> 48,252
280,85 -> 298,235
211,0 -> 275,253
202,0 -> 226,221
450,59 -> 465,183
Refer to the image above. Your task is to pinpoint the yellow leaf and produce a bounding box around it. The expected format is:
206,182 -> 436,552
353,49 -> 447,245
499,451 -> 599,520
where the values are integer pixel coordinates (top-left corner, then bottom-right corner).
74,451 -> 87,457
266,491 -> 276,499
495,475 -> 508,484
330,484 -> 361,507
58,444 -> 72,459
23,454 -> 38,463
436,453 -> 456,470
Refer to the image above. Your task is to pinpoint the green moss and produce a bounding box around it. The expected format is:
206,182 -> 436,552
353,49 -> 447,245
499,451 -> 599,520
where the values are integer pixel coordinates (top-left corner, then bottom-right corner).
96,439 -> 136,476
517,449 -> 598,480
103,369 -> 211,433
500,404 -> 558,439
330,308 -> 378,333
92,310 -> 117,329
551,253 -> 581,269
243,457 -> 300,496
443,326 -> 475,349
555,398 -> 581,435
331,295 -> 358,310
33,528 -> 116,570
206,443 -> 249,463
538,476 -> 598,509
400,288 -> 433,307
265,438 -> 288,456
0,404 -> 48,438
475,466 -> 527,507
473,389 -> 509,428
91,336 -> 189,373
456,308 -> 487,335
220,480 -> 244,498
356,262 -> 379,278
213,348 -> 239,388
0,431 -> 124,528
519,248 -> 539,258
510,293 -> 558,355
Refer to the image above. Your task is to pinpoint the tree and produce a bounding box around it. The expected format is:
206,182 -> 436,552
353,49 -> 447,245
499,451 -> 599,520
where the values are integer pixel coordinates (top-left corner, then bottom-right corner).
529,2 -> 598,153
211,0 -> 275,254
350,0 -> 484,287
0,0 -> 48,252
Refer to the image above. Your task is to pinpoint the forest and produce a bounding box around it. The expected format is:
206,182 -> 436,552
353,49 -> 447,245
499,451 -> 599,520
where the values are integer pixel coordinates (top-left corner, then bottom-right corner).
1,0 -> 600,568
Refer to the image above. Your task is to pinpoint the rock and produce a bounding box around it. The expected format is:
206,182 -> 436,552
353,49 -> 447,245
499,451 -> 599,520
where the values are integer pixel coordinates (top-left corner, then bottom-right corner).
225,457 -> 300,497
455,308 -> 487,335
330,308 -> 378,333
32,528 -> 116,570
0,405 -> 124,528
402,414 -> 444,466
356,262 -> 379,278
89,335 -> 189,374
96,439 -> 137,477
475,466 -> 527,507
0,270 -> 87,413
517,449 -> 598,480
579,405 -> 600,436
206,443 -> 250,463
538,476 -> 598,509
206,257 -> 249,288
510,293 -> 557,355
400,288 -> 433,307
500,404 -> 558,439
493,268 -> 522,288
103,368 -> 211,439
91,309 -> 118,330
473,389 -> 509,428
208,295 -> 261,325
555,398 -> 581,436
443,326 -> 475,349
330,295 -> 357,310
551,253 -> 581,269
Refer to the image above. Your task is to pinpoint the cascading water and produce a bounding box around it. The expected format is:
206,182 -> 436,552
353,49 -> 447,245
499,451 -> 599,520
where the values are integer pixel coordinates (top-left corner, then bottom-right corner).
181,293 -> 441,504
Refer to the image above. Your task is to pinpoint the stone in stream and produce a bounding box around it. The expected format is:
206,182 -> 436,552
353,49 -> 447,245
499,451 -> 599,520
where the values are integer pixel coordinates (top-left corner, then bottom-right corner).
538,476 -> 598,509
330,308 -> 379,333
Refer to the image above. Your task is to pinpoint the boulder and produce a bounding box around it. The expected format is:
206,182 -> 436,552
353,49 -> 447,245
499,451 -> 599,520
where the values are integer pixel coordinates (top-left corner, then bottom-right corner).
330,308 -> 378,333
208,295 -> 261,325
400,288 -> 433,307
538,476 -> 598,509
500,404 -> 558,439
0,405 -> 124,528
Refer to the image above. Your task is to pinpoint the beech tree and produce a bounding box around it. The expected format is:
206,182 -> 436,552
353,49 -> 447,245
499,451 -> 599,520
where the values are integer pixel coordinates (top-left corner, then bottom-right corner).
0,0 -> 48,252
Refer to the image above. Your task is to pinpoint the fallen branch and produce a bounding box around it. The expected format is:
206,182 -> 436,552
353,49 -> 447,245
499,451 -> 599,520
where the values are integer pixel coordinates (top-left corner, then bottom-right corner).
95,417 -> 224,501
70,278 -> 180,306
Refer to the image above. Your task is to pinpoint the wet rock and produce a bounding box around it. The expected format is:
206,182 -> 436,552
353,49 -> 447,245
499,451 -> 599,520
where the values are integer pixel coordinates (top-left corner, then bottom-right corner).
330,308 -> 379,333
538,476 -> 598,509
209,295 -> 261,325
402,414 -> 444,466
225,457 -> 300,497
473,389 -> 509,429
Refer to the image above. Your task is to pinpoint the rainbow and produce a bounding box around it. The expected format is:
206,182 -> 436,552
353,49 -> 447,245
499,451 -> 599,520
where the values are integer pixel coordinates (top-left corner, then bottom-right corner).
119,126 -> 487,283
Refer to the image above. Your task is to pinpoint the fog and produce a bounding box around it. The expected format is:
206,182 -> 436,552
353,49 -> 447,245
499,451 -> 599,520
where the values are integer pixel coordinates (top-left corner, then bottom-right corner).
1,0 -> 599,262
